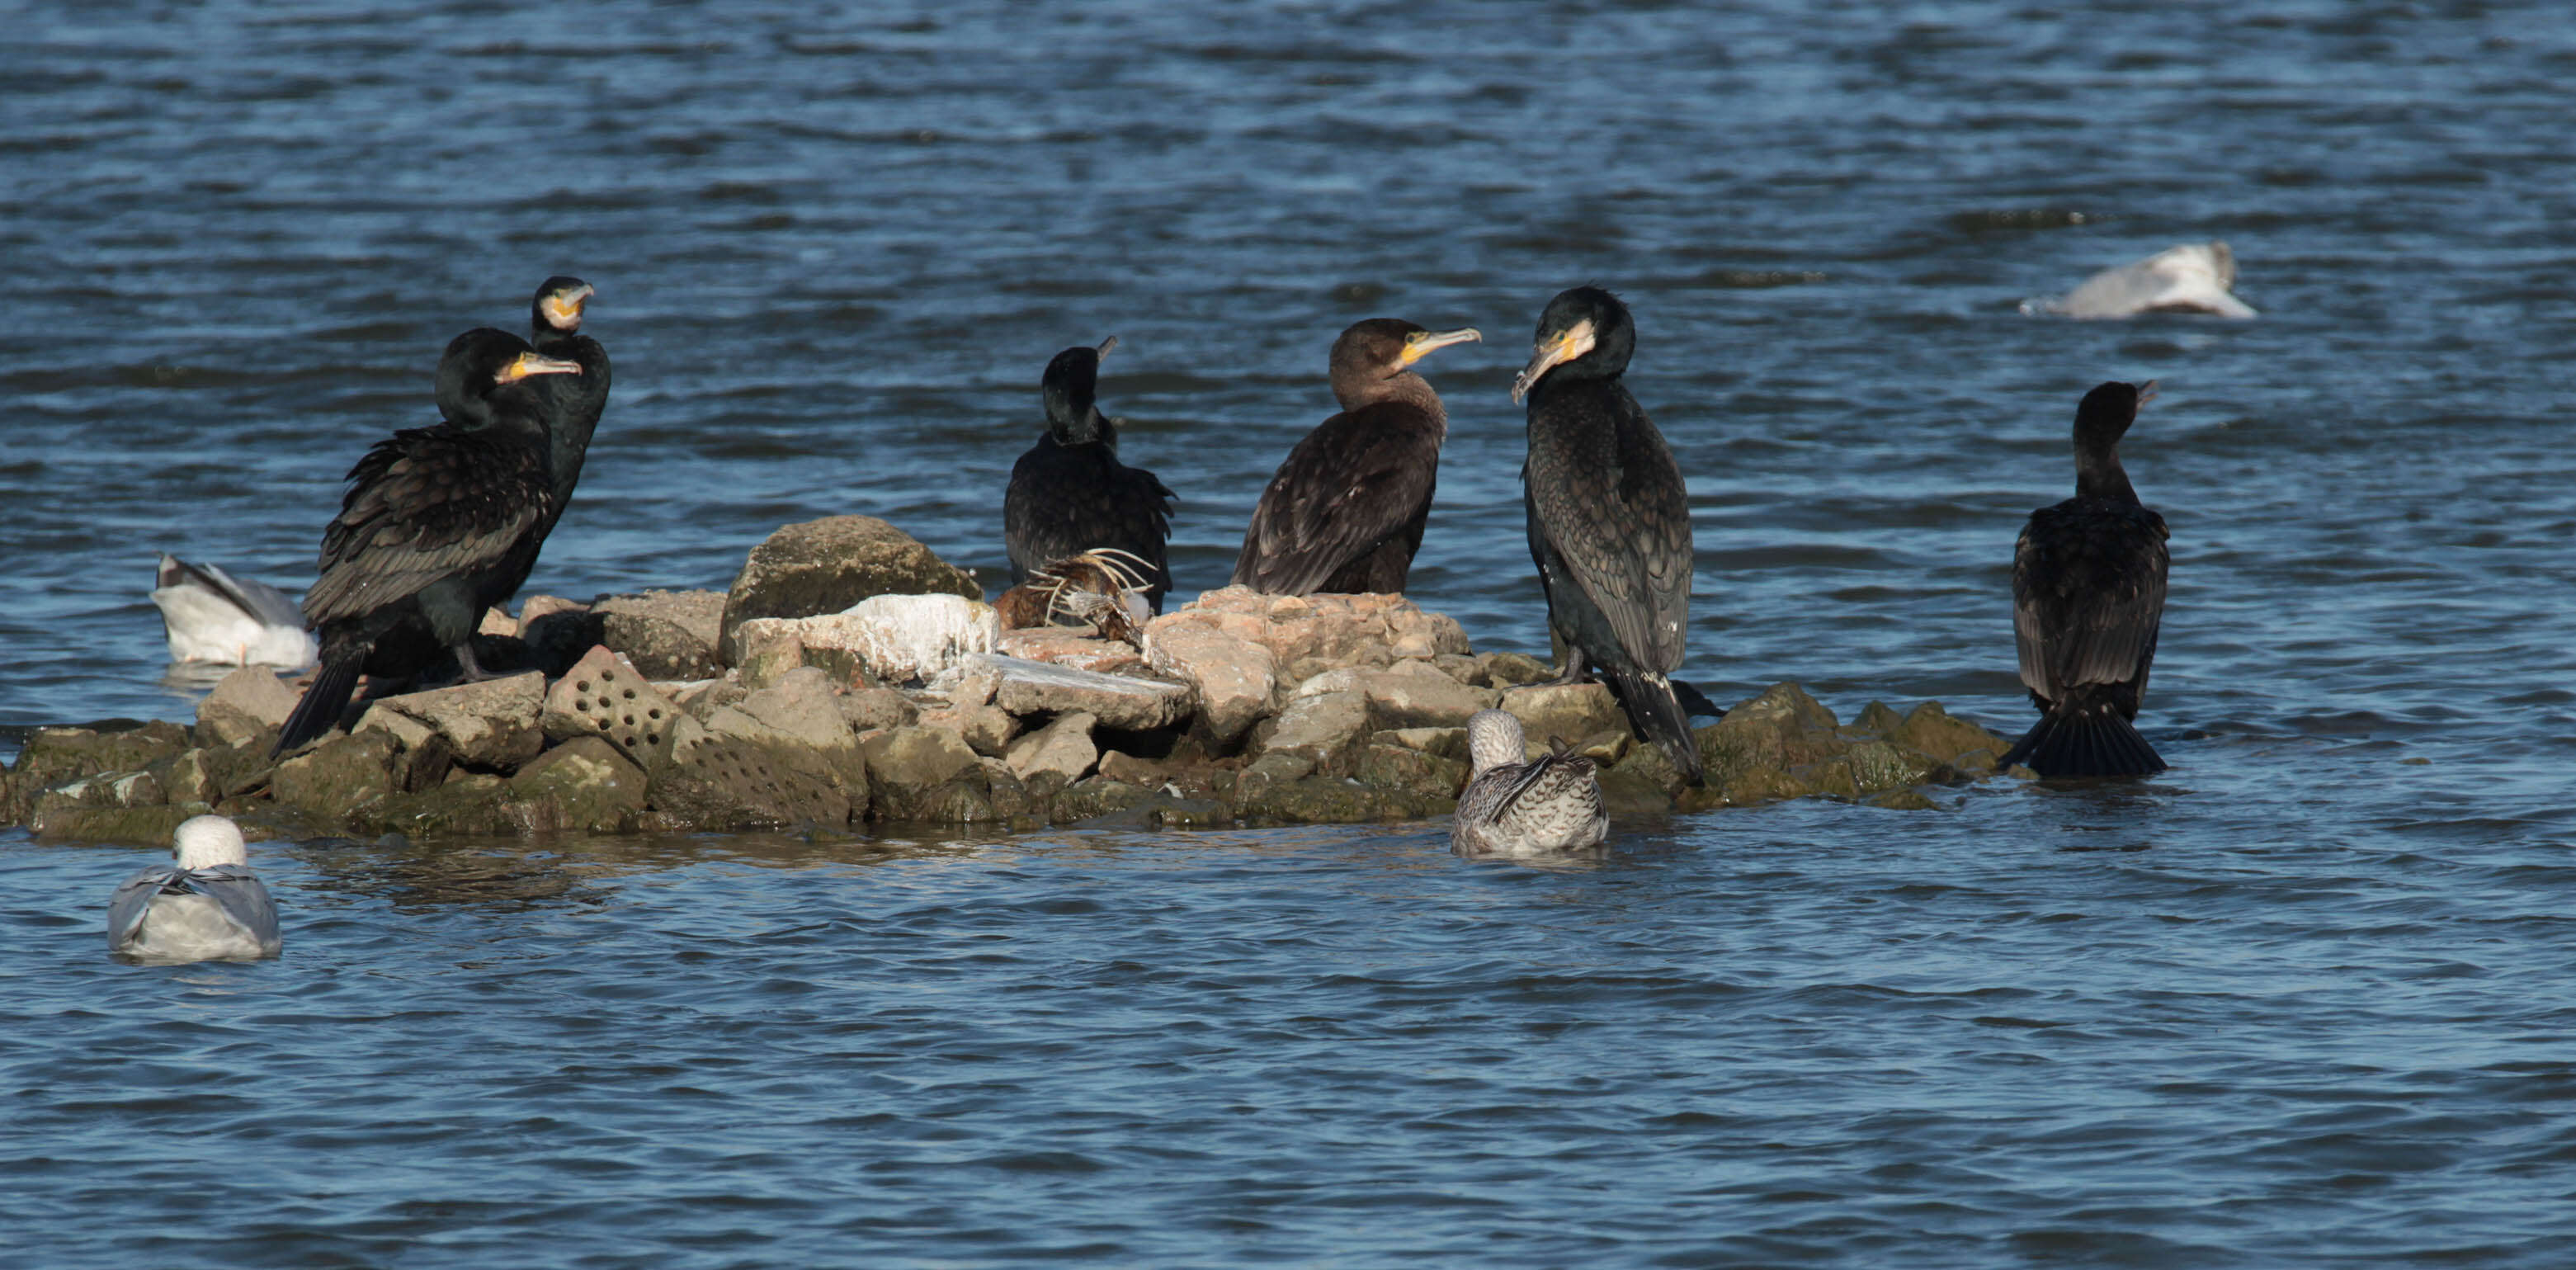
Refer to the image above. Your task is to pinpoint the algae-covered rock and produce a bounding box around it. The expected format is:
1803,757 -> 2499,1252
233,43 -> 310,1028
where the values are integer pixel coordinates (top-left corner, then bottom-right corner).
1866,787 -> 1941,810
861,725 -> 985,822
1352,743 -> 1467,806
1694,682 -> 1847,785
1501,682 -> 1626,750
31,801 -> 208,844
719,516 -> 983,663
647,715 -> 853,831
157,744 -> 276,809
592,589 -> 727,680
29,768 -> 167,839
6,720 -> 193,823
1050,777 -> 1151,822
271,729 -> 399,824
1892,701 -> 2009,774
1234,775 -> 1432,826
507,736 -> 650,832
1479,651 -> 1556,687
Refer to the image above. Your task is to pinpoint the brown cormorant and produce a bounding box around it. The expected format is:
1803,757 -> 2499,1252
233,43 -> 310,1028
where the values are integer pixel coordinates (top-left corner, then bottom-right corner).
274,329 -> 580,753
1231,319 -> 1480,595
1513,286 -> 1704,786
1998,380 -> 2170,777
1003,337 -> 1176,611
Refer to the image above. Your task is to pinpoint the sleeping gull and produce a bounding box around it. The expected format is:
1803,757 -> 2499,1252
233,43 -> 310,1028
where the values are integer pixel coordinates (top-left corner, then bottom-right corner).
1451,709 -> 1611,857
149,554 -> 318,668
106,814 -> 283,964
2043,242 -> 2256,319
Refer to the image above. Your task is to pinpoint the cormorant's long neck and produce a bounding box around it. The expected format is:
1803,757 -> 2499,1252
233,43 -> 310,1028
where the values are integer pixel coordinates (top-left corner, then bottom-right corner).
2075,443 -> 2138,503
1356,371 -> 1446,435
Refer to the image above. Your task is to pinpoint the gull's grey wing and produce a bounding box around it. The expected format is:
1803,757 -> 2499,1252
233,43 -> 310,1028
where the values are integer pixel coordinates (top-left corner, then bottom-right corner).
106,864 -> 182,949
192,865 -> 282,954
200,564 -> 309,631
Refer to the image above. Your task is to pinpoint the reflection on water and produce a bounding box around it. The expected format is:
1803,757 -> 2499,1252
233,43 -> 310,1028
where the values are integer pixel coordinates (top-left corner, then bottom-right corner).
8,0 -> 2576,1263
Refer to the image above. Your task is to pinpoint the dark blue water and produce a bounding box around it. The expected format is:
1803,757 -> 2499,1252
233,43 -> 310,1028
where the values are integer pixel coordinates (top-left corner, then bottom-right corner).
9,0 -> 2576,1263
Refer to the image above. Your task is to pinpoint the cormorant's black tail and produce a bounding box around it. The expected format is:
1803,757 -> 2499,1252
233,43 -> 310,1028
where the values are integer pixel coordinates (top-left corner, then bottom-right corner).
1998,699 -> 2165,778
1602,667 -> 1706,786
274,645 -> 365,758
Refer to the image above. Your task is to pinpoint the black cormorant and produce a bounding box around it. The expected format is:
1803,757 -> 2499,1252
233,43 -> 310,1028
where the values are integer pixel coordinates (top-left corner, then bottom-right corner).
1512,286 -> 1704,786
274,329 -> 580,754
1003,337 -> 1176,611
1998,380 -> 2170,777
492,275 -> 613,598
1231,318 -> 1480,595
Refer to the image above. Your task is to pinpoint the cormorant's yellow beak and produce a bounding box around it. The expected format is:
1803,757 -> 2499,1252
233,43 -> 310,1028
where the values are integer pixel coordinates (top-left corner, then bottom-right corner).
1509,319 -> 1597,404
1399,327 -> 1481,368
540,282 -> 595,329
1096,335 -> 1120,359
498,352 -> 584,384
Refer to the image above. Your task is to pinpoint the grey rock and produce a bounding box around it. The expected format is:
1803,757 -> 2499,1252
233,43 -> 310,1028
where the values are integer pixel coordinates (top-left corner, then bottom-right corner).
1144,621 -> 1275,747
836,687 -> 918,733
719,516 -> 983,663
1479,651 -> 1556,687
1255,690 -> 1370,771
592,589 -> 727,680
648,713 -> 853,831
1003,711 -> 1097,794
1050,777 -> 1150,822
540,647 -> 682,769
361,672 -> 546,770
972,654 -> 1193,731
859,725 -> 983,822
196,667 -> 299,747
709,668 -> 870,798
507,736 -> 650,833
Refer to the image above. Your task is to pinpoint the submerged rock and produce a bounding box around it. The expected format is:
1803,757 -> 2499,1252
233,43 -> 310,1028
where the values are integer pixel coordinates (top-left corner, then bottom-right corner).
719,516 -> 983,663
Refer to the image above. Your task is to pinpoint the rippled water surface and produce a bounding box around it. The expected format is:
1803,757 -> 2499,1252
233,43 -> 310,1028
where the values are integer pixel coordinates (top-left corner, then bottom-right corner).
10,0 -> 2576,1264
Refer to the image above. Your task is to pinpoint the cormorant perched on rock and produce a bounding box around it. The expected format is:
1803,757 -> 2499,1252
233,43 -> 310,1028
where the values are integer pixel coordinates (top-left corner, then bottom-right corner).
1998,380 -> 2170,777
1231,319 -> 1480,595
1003,337 -> 1176,611
274,330 -> 580,754
1512,286 -> 1704,786
1452,710 -> 1609,857
494,275 -> 613,598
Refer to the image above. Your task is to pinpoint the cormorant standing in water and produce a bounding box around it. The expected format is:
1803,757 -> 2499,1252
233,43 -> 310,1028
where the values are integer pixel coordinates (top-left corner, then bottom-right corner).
1998,380 -> 2170,777
275,330 -> 581,754
1231,319 -> 1480,595
1512,286 -> 1704,786
1003,337 -> 1176,611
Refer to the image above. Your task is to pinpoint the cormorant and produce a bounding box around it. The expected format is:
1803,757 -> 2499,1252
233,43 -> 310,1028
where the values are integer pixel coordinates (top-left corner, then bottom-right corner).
1513,286 -> 1704,785
1452,709 -> 1609,857
1003,337 -> 1176,611
1231,319 -> 1480,595
274,329 -> 580,754
496,275 -> 613,597
107,814 -> 281,964
1998,380 -> 2170,777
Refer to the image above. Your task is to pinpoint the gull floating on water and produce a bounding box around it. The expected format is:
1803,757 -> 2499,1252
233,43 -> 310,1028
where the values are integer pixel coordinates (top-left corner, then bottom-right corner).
1451,709 -> 1611,857
106,814 -> 283,964
2041,242 -> 2256,319
150,554 -> 318,668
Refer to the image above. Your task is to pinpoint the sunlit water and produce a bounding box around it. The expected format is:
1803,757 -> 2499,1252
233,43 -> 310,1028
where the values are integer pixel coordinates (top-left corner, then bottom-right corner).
8,0 -> 2576,1264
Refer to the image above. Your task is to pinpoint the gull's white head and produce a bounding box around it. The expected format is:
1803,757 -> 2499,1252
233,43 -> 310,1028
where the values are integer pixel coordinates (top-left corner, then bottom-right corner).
1465,709 -> 1528,773
173,814 -> 249,871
